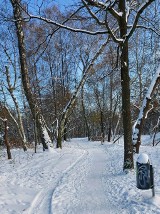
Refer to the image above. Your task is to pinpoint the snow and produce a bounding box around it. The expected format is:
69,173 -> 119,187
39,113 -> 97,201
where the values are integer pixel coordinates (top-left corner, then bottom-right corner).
137,153 -> 149,164
118,12 -> 123,16
1,137 -> 160,213
42,127 -> 55,152
125,0 -> 130,23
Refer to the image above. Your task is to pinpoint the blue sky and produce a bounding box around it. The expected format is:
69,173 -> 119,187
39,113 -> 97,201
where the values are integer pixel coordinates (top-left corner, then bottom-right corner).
54,0 -> 77,10
29,0 -> 78,12
55,0 -> 74,4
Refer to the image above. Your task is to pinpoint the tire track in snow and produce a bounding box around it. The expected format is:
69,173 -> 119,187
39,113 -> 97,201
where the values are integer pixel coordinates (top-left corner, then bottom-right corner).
24,147 -> 88,214
51,147 -> 90,214
51,141 -> 123,214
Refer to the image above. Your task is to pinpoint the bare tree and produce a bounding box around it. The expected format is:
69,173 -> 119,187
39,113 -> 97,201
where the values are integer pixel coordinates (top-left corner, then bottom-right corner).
56,39 -> 109,148
10,0 -> 51,150
9,0 -> 159,170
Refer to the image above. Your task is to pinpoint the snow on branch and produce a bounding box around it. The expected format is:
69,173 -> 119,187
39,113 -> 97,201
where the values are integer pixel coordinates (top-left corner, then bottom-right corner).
0,117 -> 7,122
105,14 -> 123,44
82,0 -> 105,25
85,0 -> 123,20
84,0 -> 108,9
27,14 -> 108,35
132,65 -> 160,145
125,0 -> 130,23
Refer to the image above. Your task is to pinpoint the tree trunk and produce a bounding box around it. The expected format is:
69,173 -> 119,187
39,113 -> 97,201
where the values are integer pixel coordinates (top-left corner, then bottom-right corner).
56,40 -> 108,148
56,126 -> 63,149
152,117 -> 160,147
4,120 -> 12,159
63,118 -> 68,142
81,87 -> 90,140
10,0 -> 49,150
5,66 -> 27,151
100,111 -> 105,143
132,68 -> 160,153
94,86 -> 105,144
108,127 -> 112,142
119,1 -> 134,170
120,41 -> 134,170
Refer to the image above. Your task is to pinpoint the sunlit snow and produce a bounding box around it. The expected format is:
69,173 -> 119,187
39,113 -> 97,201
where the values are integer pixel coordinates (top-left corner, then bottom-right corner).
0,136 -> 160,213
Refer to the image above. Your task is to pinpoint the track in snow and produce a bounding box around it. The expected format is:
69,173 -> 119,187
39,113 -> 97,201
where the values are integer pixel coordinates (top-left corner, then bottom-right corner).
19,139 -> 160,214
51,140 -> 124,214
24,143 -> 89,214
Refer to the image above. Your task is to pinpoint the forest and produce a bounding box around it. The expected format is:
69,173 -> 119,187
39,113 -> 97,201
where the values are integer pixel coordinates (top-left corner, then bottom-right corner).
0,0 -> 160,171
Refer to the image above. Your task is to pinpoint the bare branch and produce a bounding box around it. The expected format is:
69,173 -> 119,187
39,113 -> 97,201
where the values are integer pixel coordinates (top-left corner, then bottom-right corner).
135,25 -> 160,36
105,13 -> 123,44
83,0 -> 107,9
0,117 -> 7,122
28,14 -> 108,35
127,0 -> 155,40
83,0 -> 121,21
82,0 -> 105,25
24,5 -> 87,61
1,44 -> 17,87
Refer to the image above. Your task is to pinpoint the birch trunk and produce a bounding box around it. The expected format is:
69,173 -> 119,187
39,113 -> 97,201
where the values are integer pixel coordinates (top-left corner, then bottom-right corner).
133,66 -> 160,153
10,0 -> 50,150
5,66 -> 27,151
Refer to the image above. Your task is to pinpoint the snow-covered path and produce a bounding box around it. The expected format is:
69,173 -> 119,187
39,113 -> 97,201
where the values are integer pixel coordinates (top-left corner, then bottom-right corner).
51,141 -> 122,214
26,140 -> 121,214
1,137 -> 160,214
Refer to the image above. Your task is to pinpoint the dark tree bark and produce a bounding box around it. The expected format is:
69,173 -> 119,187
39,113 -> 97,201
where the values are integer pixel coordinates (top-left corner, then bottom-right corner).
119,1 -> 134,170
93,85 -> 105,143
108,72 -> 113,142
63,118 -> 68,142
81,87 -> 91,141
100,110 -> 105,143
108,127 -> 112,142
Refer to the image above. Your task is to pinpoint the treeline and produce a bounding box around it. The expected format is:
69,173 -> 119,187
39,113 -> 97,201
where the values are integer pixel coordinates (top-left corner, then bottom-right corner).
0,0 -> 159,170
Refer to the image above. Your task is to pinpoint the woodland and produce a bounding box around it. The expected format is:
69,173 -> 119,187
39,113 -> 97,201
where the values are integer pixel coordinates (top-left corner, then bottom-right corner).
0,0 -> 160,171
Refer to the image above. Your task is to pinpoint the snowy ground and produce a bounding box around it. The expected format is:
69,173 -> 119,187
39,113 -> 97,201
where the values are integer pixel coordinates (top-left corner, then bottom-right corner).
0,136 -> 160,214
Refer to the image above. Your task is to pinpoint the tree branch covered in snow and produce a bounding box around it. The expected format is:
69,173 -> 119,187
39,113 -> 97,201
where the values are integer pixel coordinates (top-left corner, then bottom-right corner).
0,117 -> 7,122
17,0 -> 158,44
25,14 -> 108,35
132,65 -> 160,152
81,0 -> 105,25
